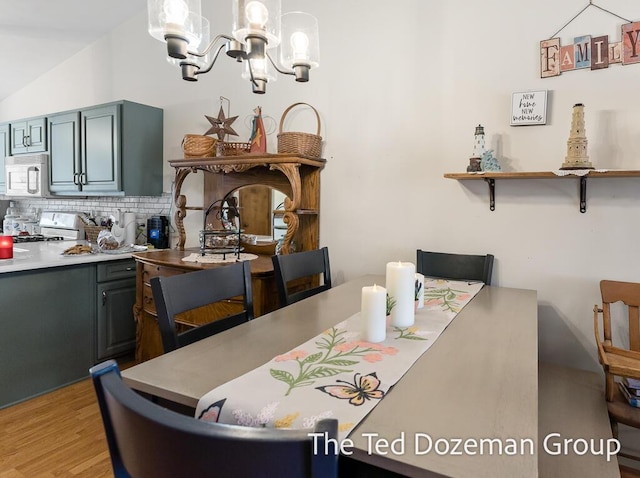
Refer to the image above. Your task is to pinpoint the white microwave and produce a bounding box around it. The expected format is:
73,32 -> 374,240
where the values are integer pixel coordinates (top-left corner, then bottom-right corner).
5,154 -> 50,197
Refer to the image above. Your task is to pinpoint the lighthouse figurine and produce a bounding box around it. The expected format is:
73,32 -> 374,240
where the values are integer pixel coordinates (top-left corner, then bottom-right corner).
467,124 -> 485,172
560,104 -> 593,170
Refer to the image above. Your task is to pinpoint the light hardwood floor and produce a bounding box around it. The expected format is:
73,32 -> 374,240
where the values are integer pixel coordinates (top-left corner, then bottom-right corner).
0,377 -> 113,477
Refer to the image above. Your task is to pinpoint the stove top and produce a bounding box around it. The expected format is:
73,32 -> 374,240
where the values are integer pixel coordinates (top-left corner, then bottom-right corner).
12,234 -> 65,243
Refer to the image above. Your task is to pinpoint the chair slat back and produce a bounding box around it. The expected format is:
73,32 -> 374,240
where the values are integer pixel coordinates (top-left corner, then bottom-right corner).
600,280 -> 640,352
416,250 -> 494,285
272,247 -> 332,307
151,261 -> 254,353
91,360 -> 338,478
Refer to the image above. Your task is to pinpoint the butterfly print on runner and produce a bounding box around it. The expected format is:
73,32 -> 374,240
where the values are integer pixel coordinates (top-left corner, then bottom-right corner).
316,372 -> 385,406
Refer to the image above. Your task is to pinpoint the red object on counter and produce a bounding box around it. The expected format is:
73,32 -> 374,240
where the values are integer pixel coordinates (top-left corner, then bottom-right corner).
0,235 -> 13,259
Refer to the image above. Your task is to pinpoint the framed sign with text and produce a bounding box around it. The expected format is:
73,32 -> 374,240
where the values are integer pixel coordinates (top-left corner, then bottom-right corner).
511,90 -> 547,126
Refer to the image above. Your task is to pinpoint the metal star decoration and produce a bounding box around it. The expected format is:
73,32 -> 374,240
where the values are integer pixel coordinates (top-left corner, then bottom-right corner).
204,106 -> 239,140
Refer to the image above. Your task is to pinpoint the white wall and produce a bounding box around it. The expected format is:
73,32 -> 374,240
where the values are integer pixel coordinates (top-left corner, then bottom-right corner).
2,0 -> 640,378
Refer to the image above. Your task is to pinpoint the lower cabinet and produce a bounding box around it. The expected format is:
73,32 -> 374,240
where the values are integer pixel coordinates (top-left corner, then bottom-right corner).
96,260 -> 137,361
0,264 -> 95,409
0,259 -> 137,409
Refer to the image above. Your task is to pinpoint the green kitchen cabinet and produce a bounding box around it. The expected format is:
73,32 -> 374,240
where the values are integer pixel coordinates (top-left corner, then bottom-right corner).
10,117 -> 46,154
80,105 -> 121,193
0,258 -> 138,409
0,264 -> 95,409
0,123 -> 9,193
48,100 -> 163,196
96,260 -> 137,360
48,111 -> 80,193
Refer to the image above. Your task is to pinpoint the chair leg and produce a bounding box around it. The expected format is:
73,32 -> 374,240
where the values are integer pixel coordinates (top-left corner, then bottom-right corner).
606,373 -> 616,402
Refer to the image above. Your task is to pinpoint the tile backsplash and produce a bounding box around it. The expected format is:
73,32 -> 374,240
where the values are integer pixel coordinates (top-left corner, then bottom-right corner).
1,194 -> 173,244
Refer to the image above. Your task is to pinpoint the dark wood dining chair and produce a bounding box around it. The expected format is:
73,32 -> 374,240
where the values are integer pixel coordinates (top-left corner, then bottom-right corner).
90,360 -> 339,478
150,261 -> 254,353
416,249 -> 494,285
272,247 -> 332,307
594,280 -> 640,461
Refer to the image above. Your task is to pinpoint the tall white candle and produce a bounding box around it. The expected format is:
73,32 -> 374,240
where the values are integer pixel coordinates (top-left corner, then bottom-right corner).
386,261 -> 415,327
415,273 -> 425,309
361,284 -> 387,343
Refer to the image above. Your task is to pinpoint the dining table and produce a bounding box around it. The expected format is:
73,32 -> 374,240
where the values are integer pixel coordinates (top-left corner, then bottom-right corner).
121,274 -> 538,477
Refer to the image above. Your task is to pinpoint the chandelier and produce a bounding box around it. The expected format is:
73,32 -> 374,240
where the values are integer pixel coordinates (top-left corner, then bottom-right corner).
147,0 -> 320,94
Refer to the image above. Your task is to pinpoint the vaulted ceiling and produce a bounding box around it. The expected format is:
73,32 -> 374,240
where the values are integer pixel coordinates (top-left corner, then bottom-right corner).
0,0 -> 146,100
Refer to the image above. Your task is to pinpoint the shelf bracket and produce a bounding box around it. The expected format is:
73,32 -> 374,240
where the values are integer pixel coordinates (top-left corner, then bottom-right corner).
484,178 -> 496,211
580,177 -> 587,213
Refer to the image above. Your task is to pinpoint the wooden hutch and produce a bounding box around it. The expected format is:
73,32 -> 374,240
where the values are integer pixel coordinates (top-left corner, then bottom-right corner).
132,153 -> 325,362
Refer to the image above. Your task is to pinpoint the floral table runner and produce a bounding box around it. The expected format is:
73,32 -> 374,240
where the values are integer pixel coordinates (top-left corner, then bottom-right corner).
195,279 -> 484,439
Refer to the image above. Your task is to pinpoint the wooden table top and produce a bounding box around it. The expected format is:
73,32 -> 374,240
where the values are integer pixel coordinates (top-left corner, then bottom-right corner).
122,275 -> 538,477
538,363 -> 620,478
132,249 -> 274,277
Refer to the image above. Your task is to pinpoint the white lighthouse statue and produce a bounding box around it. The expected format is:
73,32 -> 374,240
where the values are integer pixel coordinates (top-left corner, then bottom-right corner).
467,124 -> 485,172
472,124 -> 486,158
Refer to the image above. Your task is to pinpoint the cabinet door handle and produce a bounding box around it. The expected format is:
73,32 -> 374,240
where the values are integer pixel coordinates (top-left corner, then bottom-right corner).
102,291 -> 107,305
80,172 -> 87,185
73,173 -> 79,185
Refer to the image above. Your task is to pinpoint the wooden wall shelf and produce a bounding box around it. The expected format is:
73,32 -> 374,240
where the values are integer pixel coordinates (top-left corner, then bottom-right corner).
444,170 -> 640,213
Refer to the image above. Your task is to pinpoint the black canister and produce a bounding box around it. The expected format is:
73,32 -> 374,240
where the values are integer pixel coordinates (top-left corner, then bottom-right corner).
147,216 -> 169,249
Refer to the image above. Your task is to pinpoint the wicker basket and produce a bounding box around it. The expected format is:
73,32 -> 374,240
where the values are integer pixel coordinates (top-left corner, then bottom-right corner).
221,141 -> 252,156
182,134 -> 217,158
85,225 -> 109,244
277,102 -> 322,158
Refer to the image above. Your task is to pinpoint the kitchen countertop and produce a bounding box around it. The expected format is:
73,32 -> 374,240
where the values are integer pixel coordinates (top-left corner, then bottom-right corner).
0,241 -> 138,274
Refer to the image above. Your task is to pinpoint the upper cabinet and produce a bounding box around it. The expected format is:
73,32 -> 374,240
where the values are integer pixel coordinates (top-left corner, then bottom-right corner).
48,112 -> 80,193
81,105 -> 120,193
0,124 -> 9,193
11,117 -> 46,154
47,100 -> 163,196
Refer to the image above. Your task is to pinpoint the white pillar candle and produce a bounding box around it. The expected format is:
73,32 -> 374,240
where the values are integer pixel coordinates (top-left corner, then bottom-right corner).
415,273 -> 425,309
386,261 -> 415,327
361,284 -> 387,343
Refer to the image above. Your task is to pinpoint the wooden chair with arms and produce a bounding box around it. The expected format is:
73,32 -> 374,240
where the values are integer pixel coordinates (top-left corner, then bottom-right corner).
594,279 -> 640,460
90,360 -> 339,478
151,261 -> 254,353
416,250 -> 494,285
272,247 -> 332,307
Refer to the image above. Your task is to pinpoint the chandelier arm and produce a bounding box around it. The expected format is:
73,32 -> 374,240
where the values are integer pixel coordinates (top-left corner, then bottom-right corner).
193,43 -> 228,76
265,51 -> 295,77
187,34 -> 237,58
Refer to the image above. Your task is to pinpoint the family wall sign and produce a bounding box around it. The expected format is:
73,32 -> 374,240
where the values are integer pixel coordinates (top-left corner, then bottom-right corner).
540,20 -> 640,77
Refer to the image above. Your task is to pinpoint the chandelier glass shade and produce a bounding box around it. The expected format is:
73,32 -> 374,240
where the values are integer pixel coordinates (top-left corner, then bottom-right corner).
233,0 -> 281,54
280,12 -> 319,82
166,16 -> 210,73
147,0 -> 319,94
147,0 -> 202,59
